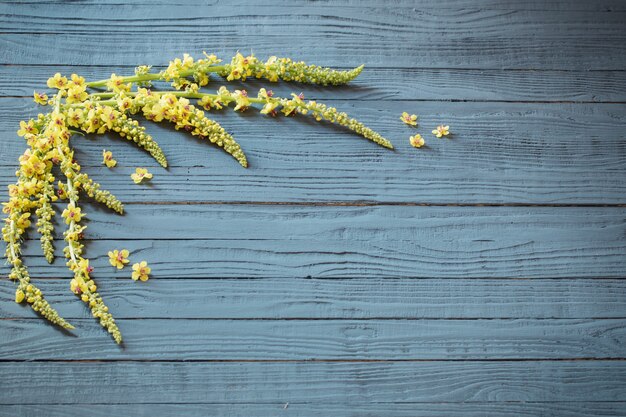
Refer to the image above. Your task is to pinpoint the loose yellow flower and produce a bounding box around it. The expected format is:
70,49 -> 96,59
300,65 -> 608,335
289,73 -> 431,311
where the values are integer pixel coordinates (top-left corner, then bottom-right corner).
102,149 -> 117,168
131,167 -> 152,184
108,249 -> 130,269
409,134 -> 425,148
15,289 -> 25,304
17,120 -> 38,137
131,261 -> 151,281
61,202 -> 83,224
432,125 -> 450,138
46,73 -> 68,90
33,91 -> 48,105
400,112 -> 418,126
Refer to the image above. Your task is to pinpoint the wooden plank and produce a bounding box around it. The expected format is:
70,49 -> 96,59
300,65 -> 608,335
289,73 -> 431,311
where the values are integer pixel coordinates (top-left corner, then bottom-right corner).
1,318 -> 625,360
4,402 -> 626,417
1,6 -> 625,69
3,278 -> 625,319
2,99 -> 625,204
1,361 -> 625,403
2,0 -> 624,11
1,205 -> 624,279
4,65 -> 626,102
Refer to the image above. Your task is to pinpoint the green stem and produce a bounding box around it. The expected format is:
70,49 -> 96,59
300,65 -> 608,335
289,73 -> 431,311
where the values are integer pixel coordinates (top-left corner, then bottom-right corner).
86,91 -> 265,105
86,66 -> 228,88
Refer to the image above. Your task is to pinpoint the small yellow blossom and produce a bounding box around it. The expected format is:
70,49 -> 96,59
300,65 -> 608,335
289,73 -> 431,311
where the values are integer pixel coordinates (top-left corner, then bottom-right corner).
400,112 -> 418,126
131,168 -> 153,184
409,134 -> 425,148
47,73 -> 68,90
70,73 -> 86,87
117,94 -> 133,112
100,106 -> 118,129
15,289 -> 25,304
232,89 -> 250,111
70,277 -> 87,295
131,261 -> 151,281
61,202 -> 83,224
432,125 -> 450,138
15,213 -> 31,229
106,73 -> 131,93
77,258 -> 94,276
67,108 -> 85,127
102,149 -> 117,168
33,91 -> 48,105
108,249 -> 130,269
17,120 -> 38,137
66,85 -> 88,104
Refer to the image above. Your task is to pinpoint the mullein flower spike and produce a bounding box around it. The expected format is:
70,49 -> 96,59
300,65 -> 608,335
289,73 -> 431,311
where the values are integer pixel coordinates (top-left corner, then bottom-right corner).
3,52 -> 394,343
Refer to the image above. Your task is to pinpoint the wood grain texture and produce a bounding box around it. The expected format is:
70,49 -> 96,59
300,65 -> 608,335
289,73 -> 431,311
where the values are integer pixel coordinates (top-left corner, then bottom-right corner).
1,318 -> 625,360
1,361 -> 625,403
3,278 -> 625,319
1,4 -> 625,69
1,205 -> 624,279
4,65 -> 626,102
2,0 -> 625,11
4,402 -> 626,417
1,0 -> 625,414
1,98 -> 625,204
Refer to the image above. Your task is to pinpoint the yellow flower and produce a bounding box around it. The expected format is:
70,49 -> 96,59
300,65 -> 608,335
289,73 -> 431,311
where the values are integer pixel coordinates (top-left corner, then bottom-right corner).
108,249 -> 130,269
17,120 -> 38,137
117,94 -> 133,112
66,85 -> 88,104
100,106 -> 118,129
106,73 -> 131,93
432,125 -> 450,138
33,91 -> 48,105
131,261 -> 151,281
102,149 -> 117,168
67,108 -> 85,127
409,134 -> 425,148
15,289 -> 25,304
80,258 -> 94,275
232,89 -> 250,111
70,276 -> 87,294
131,167 -> 153,184
70,73 -> 86,87
400,112 -> 418,126
47,73 -> 68,89
62,202 -> 83,224
15,213 -> 31,229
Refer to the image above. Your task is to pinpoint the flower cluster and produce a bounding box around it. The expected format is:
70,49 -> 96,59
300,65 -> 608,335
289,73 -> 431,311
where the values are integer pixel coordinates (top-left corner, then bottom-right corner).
3,52 -> 394,344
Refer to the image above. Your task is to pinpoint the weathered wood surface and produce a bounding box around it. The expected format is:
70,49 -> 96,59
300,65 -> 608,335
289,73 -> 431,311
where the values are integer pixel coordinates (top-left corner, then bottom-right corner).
1,0 -> 625,415
1,4 -> 626,69
1,205 -> 624,279
1,361 -> 625,403
3,278 -> 625,319
4,403 -> 626,417
2,318 -> 625,360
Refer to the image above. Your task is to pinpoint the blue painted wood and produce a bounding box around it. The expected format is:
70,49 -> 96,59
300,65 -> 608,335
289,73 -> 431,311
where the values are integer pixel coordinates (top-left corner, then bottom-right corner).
3,278 -> 625,319
1,0 -> 625,415
1,361 -> 625,403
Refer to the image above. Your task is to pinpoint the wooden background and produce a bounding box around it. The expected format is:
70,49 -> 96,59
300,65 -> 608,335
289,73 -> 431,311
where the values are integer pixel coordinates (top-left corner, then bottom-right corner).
1,0 -> 626,415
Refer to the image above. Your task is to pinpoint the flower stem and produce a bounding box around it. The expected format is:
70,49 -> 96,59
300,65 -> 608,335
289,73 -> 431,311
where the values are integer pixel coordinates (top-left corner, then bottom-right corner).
86,66 -> 227,88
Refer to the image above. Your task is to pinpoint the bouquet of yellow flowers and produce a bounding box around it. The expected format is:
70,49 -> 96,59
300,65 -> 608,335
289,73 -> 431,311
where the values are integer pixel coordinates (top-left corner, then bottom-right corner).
2,52 -> 393,344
